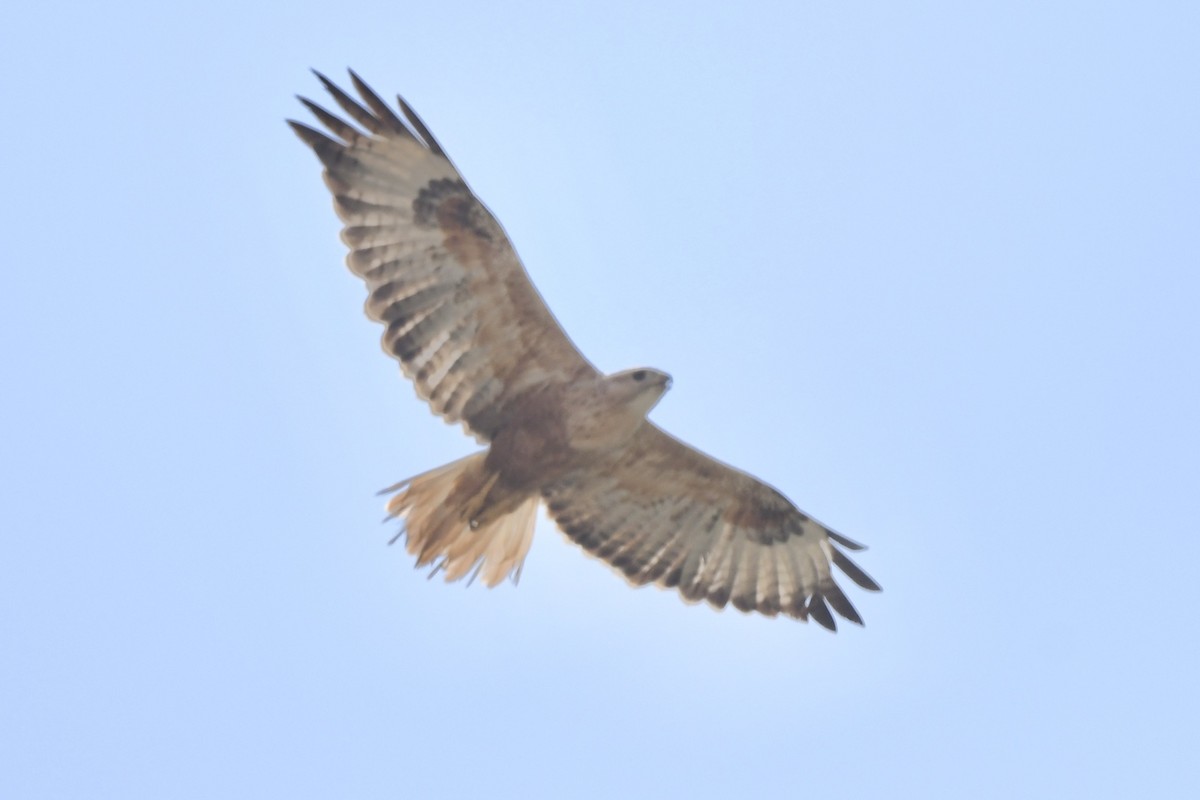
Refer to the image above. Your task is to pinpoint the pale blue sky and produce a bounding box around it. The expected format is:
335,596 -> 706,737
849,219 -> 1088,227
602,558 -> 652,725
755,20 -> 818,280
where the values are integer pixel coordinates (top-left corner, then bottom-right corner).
3,2 -> 1198,797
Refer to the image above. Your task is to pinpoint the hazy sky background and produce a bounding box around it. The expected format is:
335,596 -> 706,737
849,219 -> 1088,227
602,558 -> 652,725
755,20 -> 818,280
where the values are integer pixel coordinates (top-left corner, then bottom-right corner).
3,2 -> 1198,797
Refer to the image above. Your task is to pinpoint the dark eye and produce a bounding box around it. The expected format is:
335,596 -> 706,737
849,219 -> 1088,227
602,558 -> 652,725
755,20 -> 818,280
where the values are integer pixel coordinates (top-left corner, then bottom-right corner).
632,370 -> 647,382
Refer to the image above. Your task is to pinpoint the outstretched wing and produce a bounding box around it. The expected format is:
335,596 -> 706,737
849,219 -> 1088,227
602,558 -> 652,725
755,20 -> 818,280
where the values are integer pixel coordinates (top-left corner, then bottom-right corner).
543,425 -> 880,628
289,71 -> 596,441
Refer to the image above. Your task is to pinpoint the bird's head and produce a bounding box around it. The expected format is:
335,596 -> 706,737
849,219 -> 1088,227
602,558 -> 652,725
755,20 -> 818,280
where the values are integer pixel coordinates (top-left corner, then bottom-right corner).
605,368 -> 672,418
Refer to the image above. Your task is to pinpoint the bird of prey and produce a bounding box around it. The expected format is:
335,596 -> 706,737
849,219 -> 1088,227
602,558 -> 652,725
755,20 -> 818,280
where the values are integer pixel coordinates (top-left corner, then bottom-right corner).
289,71 -> 880,628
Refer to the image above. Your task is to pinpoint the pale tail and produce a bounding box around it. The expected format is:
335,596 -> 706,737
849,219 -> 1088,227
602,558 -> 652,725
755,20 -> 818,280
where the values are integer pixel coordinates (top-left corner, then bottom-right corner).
382,454 -> 539,587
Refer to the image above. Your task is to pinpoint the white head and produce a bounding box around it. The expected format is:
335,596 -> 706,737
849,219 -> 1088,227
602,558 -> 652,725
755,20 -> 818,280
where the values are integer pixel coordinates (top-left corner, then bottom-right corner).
604,367 -> 672,418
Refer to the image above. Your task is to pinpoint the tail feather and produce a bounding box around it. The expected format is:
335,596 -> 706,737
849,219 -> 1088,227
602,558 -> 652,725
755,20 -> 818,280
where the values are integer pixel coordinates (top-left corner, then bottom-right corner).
382,453 -> 539,588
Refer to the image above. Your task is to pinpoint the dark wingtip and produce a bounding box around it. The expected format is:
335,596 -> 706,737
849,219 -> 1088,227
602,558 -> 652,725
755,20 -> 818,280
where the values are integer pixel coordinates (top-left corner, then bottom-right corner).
396,94 -> 448,158
807,595 -> 837,631
346,67 -> 370,92
297,96 -> 362,141
830,548 -> 883,592
346,69 -> 410,136
287,120 -> 346,169
345,67 -> 371,100
286,119 -> 324,144
311,69 -> 340,100
823,582 -> 865,626
826,528 -> 868,551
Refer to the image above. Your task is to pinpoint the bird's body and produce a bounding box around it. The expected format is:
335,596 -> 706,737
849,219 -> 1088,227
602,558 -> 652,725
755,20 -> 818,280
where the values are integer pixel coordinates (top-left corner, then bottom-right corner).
290,71 -> 880,627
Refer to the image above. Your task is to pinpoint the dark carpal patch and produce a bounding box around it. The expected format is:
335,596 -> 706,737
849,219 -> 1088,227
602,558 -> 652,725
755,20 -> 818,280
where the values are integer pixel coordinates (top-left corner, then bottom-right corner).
414,178 -> 495,241
413,178 -> 505,268
723,495 -> 793,544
